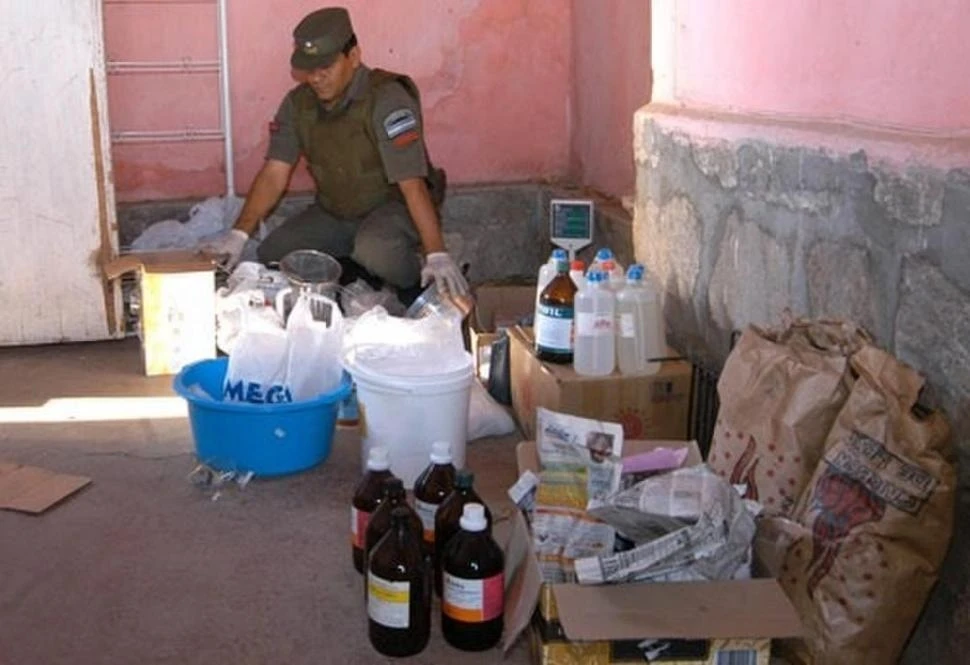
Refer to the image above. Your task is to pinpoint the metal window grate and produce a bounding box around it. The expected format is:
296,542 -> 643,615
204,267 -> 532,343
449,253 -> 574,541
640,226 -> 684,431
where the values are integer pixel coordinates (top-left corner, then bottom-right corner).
688,361 -> 720,458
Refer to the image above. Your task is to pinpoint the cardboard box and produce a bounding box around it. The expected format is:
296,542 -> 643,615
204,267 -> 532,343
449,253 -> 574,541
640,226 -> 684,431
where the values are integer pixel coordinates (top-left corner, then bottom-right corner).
469,284 -> 536,381
103,250 -> 216,376
509,326 -> 693,440
512,439 -> 803,665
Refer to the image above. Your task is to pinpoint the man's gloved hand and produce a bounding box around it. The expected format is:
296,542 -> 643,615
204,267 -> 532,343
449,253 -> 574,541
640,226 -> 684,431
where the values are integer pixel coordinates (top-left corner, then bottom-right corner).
200,228 -> 248,270
420,251 -> 468,296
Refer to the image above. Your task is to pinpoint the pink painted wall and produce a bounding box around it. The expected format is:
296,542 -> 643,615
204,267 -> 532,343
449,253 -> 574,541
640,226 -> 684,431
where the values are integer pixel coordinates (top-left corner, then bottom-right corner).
664,0 -> 970,132
105,0 -> 572,202
570,0 -> 651,199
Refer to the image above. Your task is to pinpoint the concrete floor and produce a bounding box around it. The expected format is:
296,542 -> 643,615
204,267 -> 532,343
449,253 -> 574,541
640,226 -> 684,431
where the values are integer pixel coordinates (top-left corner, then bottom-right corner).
0,339 -> 529,665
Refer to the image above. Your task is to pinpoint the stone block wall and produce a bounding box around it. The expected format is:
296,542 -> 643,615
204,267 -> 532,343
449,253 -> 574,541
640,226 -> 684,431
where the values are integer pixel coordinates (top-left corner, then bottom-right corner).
635,107 -> 970,662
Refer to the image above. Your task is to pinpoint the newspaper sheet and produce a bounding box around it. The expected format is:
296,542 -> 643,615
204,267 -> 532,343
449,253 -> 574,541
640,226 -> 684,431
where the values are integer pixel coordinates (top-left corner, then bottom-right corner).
576,465 -> 757,585
532,409 -> 624,582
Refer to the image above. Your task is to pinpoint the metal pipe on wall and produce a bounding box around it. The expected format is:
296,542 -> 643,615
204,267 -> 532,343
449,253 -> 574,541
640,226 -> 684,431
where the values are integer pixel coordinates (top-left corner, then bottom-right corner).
216,0 -> 235,197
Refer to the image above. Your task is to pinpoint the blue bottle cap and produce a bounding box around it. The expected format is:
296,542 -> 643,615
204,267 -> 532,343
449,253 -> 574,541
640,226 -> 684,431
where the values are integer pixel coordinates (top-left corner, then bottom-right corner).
551,248 -> 568,260
595,248 -> 614,261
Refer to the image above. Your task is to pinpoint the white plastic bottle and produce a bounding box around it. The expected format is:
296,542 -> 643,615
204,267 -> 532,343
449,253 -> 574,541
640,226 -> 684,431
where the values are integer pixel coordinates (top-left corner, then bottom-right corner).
535,248 -> 568,320
587,248 -> 613,277
574,270 -> 616,376
588,248 -> 625,288
600,259 -> 626,291
615,264 -> 666,375
569,259 -> 586,289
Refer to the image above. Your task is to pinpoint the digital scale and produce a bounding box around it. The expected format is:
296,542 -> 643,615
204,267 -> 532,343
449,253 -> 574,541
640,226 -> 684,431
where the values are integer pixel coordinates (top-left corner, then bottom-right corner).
549,198 -> 594,260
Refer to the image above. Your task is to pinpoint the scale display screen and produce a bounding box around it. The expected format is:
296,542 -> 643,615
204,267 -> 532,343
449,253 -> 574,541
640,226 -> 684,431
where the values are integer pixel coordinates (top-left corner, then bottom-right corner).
549,199 -> 593,256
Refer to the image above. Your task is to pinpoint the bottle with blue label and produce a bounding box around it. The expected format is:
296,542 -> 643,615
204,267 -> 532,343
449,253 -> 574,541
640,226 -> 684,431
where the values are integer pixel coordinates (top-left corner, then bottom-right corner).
534,256 -> 576,364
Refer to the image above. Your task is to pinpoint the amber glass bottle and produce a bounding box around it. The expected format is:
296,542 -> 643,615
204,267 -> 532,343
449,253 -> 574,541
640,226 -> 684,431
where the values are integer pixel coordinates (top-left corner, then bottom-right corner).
351,447 -> 395,574
434,469 -> 492,596
364,478 -> 422,578
367,506 -> 431,657
412,441 -> 457,557
442,503 -> 505,651
534,257 -> 576,363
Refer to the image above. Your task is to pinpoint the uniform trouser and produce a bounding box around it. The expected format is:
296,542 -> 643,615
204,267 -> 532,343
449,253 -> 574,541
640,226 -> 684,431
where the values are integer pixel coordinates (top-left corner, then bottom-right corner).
256,200 -> 422,289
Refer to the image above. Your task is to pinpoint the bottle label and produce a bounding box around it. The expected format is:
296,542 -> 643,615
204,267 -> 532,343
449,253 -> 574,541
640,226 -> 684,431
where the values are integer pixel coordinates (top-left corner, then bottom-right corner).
414,499 -> 438,543
535,305 -> 574,353
576,312 -> 613,337
351,506 -> 370,548
619,312 -> 636,338
367,572 -> 410,629
443,572 -> 504,622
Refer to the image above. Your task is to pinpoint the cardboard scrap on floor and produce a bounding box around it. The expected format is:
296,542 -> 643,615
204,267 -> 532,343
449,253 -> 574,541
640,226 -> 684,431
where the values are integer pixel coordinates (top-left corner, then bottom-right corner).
0,462 -> 91,514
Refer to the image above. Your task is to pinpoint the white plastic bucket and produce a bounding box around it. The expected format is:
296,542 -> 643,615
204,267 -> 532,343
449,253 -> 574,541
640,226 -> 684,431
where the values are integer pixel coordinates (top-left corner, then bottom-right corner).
344,349 -> 473,488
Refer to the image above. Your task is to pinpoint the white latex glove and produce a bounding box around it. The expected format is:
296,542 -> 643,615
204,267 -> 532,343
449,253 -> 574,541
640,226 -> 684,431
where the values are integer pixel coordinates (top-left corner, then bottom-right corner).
200,228 -> 248,269
420,251 -> 468,296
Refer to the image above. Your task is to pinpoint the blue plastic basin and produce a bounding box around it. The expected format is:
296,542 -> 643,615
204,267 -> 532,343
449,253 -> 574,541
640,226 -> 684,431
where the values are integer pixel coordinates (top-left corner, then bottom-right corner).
173,357 -> 352,476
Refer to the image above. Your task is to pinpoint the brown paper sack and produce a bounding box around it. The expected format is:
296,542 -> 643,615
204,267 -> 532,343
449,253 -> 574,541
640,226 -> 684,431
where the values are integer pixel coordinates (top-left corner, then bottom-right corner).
708,320 -> 869,516
773,345 -> 955,665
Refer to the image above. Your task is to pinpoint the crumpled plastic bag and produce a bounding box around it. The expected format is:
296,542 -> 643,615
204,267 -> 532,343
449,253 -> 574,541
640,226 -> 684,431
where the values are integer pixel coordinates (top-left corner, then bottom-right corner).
467,379 -> 516,440
341,278 -> 406,317
131,195 -> 244,251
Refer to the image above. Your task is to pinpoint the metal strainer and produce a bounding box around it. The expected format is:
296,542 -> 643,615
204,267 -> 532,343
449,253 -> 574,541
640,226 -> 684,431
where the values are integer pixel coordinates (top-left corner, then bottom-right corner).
278,249 -> 342,293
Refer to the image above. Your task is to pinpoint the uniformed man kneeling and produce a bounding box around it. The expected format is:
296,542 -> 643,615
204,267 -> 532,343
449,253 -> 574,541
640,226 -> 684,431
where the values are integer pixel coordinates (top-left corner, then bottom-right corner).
202,6 -> 468,297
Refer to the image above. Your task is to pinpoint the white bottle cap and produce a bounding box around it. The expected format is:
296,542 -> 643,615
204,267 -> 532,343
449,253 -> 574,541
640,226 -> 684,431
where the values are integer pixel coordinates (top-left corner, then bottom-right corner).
430,441 -> 452,465
367,447 -> 390,471
459,503 -> 487,532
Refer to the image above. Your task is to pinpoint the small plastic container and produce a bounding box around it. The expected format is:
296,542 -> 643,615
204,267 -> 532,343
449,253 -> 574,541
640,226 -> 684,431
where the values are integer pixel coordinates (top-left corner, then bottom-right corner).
574,270 -> 616,377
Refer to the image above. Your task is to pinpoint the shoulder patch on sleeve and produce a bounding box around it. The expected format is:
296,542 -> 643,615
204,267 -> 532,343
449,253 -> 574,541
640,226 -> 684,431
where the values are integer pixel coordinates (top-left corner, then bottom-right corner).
382,108 -> 418,139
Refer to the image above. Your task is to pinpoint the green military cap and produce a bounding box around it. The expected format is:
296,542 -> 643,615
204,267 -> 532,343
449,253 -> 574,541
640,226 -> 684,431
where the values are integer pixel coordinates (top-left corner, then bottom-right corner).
290,7 -> 354,71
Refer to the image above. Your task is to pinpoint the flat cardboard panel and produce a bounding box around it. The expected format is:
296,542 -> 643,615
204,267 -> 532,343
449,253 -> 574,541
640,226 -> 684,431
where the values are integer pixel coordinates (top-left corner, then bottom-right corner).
502,510 -> 544,653
553,579 -> 804,641
509,326 -> 693,440
0,463 -> 91,514
472,284 -> 536,332
470,285 -> 535,379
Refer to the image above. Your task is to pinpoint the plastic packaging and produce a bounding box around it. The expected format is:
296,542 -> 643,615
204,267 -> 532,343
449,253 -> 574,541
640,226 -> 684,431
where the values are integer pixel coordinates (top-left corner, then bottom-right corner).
574,270 -> 616,376
367,506 -> 431,657
441,503 -> 505,651
413,442 -> 458,556
351,447 -> 396,574
615,264 -> 667,376
434,470 -> 493,596
534,257 -> 577,364
534,248 -> 568,323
